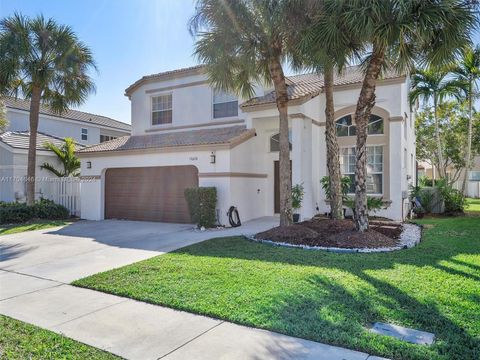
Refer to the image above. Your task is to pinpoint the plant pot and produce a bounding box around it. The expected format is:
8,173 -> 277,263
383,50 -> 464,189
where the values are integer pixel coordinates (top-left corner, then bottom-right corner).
293,213 -> 300,223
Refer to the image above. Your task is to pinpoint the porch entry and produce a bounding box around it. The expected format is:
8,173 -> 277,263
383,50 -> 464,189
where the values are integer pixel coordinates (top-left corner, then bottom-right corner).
274,160 -> 292,214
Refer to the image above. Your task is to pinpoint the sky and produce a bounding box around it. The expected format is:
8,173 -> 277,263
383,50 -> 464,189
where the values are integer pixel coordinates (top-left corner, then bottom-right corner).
0,0 -> 199,124
1,1 -> 479,125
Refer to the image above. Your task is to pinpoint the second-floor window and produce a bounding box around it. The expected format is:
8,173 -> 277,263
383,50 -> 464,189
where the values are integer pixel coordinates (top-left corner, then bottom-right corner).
81,128 -> 88,141
152,94 -> 172,125
336,114 -> 384,137
100,135 -> 117,143
213,90 -> 238,119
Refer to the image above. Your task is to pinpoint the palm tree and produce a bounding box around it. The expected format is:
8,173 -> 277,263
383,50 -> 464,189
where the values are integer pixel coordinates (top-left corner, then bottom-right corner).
0,14 -> 96,205
343,0 -> 476,232
0,97 -> 7,132
452,45 -> 480,193
190,0 -> 302,226
41,137 -> 81,177
409,68 -> 465,179
296,0 -> 362,219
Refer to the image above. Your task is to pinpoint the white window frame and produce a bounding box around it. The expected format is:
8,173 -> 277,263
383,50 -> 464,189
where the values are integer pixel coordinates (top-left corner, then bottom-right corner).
81,128 -> 88,141
269,131 -> 293,152
151,93 -> 173,126
340,145 -> 384,196
212,89 -> 238,119
469,170 -> 480,181
335,114 -> 384,137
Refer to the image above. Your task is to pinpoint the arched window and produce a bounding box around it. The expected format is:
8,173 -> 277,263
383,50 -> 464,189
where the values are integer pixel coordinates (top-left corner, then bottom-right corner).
270,132 -> 292,152
335,114 -> 384,137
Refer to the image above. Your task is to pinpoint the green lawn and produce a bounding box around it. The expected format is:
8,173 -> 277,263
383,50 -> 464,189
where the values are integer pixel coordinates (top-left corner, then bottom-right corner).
0,220 -> 70,236
74,217 -> 480,360
466,198 -> 480,213
0,315 -> 119,359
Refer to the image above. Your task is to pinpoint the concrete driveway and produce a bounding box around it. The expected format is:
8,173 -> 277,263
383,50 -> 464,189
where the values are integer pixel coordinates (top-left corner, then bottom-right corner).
0,217 -> 278,283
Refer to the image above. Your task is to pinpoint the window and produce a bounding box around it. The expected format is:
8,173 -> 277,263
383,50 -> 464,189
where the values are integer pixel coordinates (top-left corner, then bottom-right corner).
100,135 -> 117,143
270,131 -> 292,152
152,94 -> 172,125
213,89 -> 238,118
335,114 -> 384,137
340,145 -> 383,194
81,128 -> 88,141
469,171 -> 480,181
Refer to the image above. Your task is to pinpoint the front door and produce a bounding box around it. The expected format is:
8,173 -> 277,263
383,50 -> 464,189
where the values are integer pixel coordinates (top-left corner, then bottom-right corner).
274,160 -> 292,214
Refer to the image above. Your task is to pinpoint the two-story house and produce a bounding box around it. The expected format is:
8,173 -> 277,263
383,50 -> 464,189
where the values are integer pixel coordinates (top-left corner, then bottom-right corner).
0,97 -> 131,202
78,65 -> 416,224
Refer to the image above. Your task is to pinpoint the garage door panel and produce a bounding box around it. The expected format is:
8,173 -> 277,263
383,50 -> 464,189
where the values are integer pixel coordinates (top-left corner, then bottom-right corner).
104,166 -> 198,223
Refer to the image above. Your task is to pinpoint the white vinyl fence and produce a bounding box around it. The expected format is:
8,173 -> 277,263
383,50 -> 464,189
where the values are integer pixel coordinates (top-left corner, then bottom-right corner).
452,180 -> 480,198
37,177 -> 81,217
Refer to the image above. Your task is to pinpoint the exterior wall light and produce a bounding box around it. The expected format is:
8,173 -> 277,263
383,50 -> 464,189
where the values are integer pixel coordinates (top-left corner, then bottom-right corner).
86,161 -> 92,169
210,152 -> 216,164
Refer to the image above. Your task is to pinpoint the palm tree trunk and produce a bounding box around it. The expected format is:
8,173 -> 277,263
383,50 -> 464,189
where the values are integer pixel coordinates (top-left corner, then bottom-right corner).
433,95 -> 445,179
354,47 -> 384,233
324,66 -> 343,219
26,86 -> 42,205
268,58 -> 292,226
461,80 -> 473,193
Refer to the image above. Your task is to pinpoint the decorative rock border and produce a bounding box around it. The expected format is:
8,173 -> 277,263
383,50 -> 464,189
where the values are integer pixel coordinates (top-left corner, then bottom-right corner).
246,223 -> 422,253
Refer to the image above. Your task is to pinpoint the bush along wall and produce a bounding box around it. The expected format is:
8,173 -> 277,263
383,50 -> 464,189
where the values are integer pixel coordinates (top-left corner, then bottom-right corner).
0,199 -> 70,224
184,187 -> 217,228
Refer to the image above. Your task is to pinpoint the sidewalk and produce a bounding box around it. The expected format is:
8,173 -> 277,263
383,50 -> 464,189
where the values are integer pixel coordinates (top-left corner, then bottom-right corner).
0,269 -> 386,360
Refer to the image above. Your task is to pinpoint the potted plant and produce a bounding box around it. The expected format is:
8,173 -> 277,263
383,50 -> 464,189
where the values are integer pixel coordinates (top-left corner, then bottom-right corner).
413,205 -> 425,219
291,184 -> 304,223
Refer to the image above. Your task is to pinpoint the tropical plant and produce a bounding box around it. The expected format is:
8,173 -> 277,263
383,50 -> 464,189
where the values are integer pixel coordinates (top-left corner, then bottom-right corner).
339,0 -> 476,232
41,137 -> 81,177
0,97 -> 7,132
295,1 -> 362,220
291,184 -> 304,211
320,176 -> 351,201
190,0 -> 302,226
0,14 -> 96,204
451,45 -> 480,193
410,68 -> 465,178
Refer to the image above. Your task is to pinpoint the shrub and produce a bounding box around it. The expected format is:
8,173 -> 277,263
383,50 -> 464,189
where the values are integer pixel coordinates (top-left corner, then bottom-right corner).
0,199 -> 70,224
184,187 -> 217,228
438,182 -> 466,214
291,184 -> 304,210
344,196 -> 386,214
320,176 -> 351,200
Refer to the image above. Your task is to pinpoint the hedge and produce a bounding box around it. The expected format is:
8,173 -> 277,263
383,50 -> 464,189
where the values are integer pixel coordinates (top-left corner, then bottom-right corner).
0,199 -> 70,224
184,187 -> 217,228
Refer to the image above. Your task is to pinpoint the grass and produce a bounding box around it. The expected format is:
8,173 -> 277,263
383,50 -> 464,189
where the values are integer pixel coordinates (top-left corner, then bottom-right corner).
74,217 -> 480,360
0,315 -> 119,359
0,220 -> 70,236
466,198 -> 480,214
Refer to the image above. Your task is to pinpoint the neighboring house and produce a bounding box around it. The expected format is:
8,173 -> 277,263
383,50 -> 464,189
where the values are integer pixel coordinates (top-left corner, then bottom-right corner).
0,97 -> 130,203
78,65 -> 416,224
418,158 -> 480,198
0,131 -> 85,202
3,97 -> 131,145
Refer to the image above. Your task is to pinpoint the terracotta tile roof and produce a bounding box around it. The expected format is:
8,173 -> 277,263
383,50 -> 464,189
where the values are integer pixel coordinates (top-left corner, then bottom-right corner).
77,125 -> 254,154
241,65 -> 404,108
125,65 -> 205,96
3,96 -> 131,132
0,131 -> 85,151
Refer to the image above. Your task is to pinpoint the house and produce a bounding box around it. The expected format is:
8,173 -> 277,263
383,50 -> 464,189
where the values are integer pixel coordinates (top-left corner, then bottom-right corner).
3,97 -> 131,145
0,131 -> 85,202
0,97 -> 130,203
78,65 -> 416,224
418,158 -> 480,198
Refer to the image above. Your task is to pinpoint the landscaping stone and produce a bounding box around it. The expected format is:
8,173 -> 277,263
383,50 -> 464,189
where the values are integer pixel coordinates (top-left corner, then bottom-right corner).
369,322 -> 435,345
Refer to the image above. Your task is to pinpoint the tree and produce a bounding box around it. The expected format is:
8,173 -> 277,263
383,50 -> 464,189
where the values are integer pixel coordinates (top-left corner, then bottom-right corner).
0,14 -> 96,205
190,0 -> 302,226
344,0 -> 476,232
0,97 -> 7,132
409,68 -> 465,179
295,0 -> 362,219
451,45 -> 480,193
416,101 -> 476,184
41,137 -> 81,177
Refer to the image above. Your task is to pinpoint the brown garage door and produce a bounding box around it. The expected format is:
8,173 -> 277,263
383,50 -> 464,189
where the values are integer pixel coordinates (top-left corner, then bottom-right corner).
105,166 -> 198,223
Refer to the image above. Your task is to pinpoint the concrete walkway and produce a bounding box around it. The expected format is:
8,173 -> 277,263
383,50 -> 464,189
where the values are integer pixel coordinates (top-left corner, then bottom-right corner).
0,219 -> 387,360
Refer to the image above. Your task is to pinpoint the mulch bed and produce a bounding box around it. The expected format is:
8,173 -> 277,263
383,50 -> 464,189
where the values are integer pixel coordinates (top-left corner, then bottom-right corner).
255,218 -> 403,249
